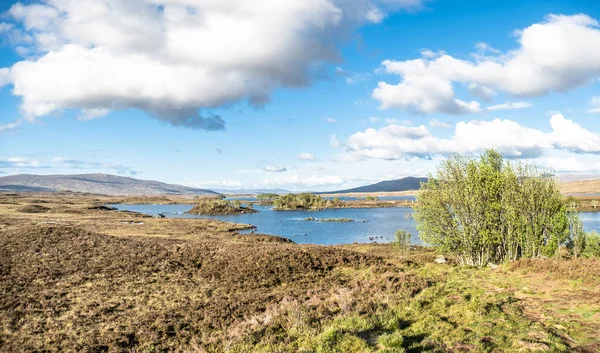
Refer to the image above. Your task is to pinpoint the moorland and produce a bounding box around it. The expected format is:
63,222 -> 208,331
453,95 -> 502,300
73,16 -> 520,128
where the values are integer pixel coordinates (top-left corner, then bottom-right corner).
1,191 -> 599,352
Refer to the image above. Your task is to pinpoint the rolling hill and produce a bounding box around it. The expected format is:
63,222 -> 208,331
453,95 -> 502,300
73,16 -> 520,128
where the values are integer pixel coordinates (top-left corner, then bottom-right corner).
560,178 -> 600,195
0,173 -> 217,196
325,177 -> 427,194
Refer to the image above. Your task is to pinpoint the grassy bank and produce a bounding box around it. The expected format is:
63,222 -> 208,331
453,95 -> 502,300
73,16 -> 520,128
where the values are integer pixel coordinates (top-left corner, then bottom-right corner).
1,193 -> 599,352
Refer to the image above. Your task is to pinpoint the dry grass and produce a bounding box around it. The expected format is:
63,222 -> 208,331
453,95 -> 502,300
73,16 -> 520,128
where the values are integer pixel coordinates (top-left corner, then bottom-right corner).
560,179 -> 600,195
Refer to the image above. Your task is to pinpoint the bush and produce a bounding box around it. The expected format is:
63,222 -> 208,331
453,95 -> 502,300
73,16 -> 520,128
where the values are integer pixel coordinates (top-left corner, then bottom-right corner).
414,150 -> 572,267
582,231 -> 600,258
394,230 -> 411,258
273,193 -> 325,210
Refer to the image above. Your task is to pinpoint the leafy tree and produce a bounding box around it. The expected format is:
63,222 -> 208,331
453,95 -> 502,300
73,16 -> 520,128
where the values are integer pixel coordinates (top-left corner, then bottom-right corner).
246,202 -> 253,210
582,231 -> 600,258
592,200 -> 599,209
394,230 -> 411,258
414,149 -> 571,267
567,212 -> 586,258
333,197 -> 341,204
233,200 -> 242,209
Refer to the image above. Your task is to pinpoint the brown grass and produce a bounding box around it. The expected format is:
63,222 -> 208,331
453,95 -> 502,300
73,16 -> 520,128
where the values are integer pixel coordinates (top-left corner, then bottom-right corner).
560,179 -> 600,195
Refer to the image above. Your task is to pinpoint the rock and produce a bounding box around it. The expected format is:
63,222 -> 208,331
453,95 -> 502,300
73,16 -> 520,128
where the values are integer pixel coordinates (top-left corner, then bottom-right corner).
434,255 -> 447,264
488,263 -> 498,269
152,213 -> 166,218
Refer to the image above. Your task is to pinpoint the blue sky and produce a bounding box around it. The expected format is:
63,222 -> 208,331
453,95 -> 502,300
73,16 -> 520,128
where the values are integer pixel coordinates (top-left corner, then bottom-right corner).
1,0 -> 600,191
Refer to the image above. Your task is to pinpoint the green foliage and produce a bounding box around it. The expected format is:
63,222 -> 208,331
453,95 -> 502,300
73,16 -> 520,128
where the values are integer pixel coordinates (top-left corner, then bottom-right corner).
257,193 -> 279,200
246,202 -> 253,210
365,195 -> 380,201
414,149 -> 571,267
333,197 -> 341,203
569,212 -> 586,258
187,198 -> 256,215
394,230 -> 411,258
566,196 -> 580,211
581,231 -> 600,258
273,193 -> 326,210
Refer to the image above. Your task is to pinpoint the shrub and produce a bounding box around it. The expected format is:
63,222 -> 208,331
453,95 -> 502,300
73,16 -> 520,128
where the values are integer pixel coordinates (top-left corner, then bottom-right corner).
394,230 -> 411,258
414,149 -> 572,267
582,231 -> 600,258
272,193 -> 325,210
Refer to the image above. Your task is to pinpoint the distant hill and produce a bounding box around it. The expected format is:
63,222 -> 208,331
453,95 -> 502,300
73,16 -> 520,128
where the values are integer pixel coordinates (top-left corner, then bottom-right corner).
326,177 -> 427,194
560,178 -> 600,195
0,173 -> 217,196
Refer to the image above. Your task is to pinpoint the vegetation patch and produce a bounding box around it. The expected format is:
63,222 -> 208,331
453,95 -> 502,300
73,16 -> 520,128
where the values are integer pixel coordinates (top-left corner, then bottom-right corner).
16,204 -> 51,213
187,198 -> 258,215
415,149 -> 594,267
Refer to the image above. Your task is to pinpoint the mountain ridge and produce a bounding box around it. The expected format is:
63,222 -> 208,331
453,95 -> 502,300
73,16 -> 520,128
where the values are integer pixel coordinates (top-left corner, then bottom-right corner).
0,173 -> 217,196
324,177 -> 427,194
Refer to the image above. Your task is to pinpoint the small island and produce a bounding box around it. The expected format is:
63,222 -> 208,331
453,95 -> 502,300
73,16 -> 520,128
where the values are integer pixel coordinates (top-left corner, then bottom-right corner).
186,198 -> 258,215
271,192 -> 411,210
304,217 -> 356,222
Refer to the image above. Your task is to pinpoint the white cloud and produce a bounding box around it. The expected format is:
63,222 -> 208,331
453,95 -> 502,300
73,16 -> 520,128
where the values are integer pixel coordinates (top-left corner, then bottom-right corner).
52,157 -> 139,175
0,0 -> 426,130
216,180 -> 243,188
420,49 -> 445,58
262,174 -> 348,189
429,119 -> 452,129
468,83 -> 496,102
325,118 -> 337,123
485,101 -> 533,111
264,165 -> 287,173
374,14 -> 600,114
0,121 -> 21,134
543,155 -> 600,173
299,153 -> 316,161
369,116 -> 381,122
78,108 -> 111,121
588,96 -> 600,113
385,118 -> 412,125
335,114 -> 600,160
0,157 -> 42,168
474,42 -> 500,54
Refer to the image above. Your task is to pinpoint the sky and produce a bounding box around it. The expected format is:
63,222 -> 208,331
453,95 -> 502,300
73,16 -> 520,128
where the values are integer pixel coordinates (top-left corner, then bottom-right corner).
1,0 -> 600,191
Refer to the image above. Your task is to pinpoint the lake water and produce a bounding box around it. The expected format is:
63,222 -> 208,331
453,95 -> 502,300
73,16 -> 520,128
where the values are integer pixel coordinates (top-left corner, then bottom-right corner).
224,195 -> 417,202
108,204 -> 600,246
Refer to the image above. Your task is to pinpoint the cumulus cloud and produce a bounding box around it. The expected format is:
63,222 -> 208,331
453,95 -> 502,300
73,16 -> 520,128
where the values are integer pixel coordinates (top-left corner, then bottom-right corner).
468,83 -> 496,102
335,114 -> 600,160
52,157 -> 139,175
0,0 -> 426,130
299,153 -> 316,161
429,119 -> 452,129
264,165 -> 287,173
373,14 -> 600,114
